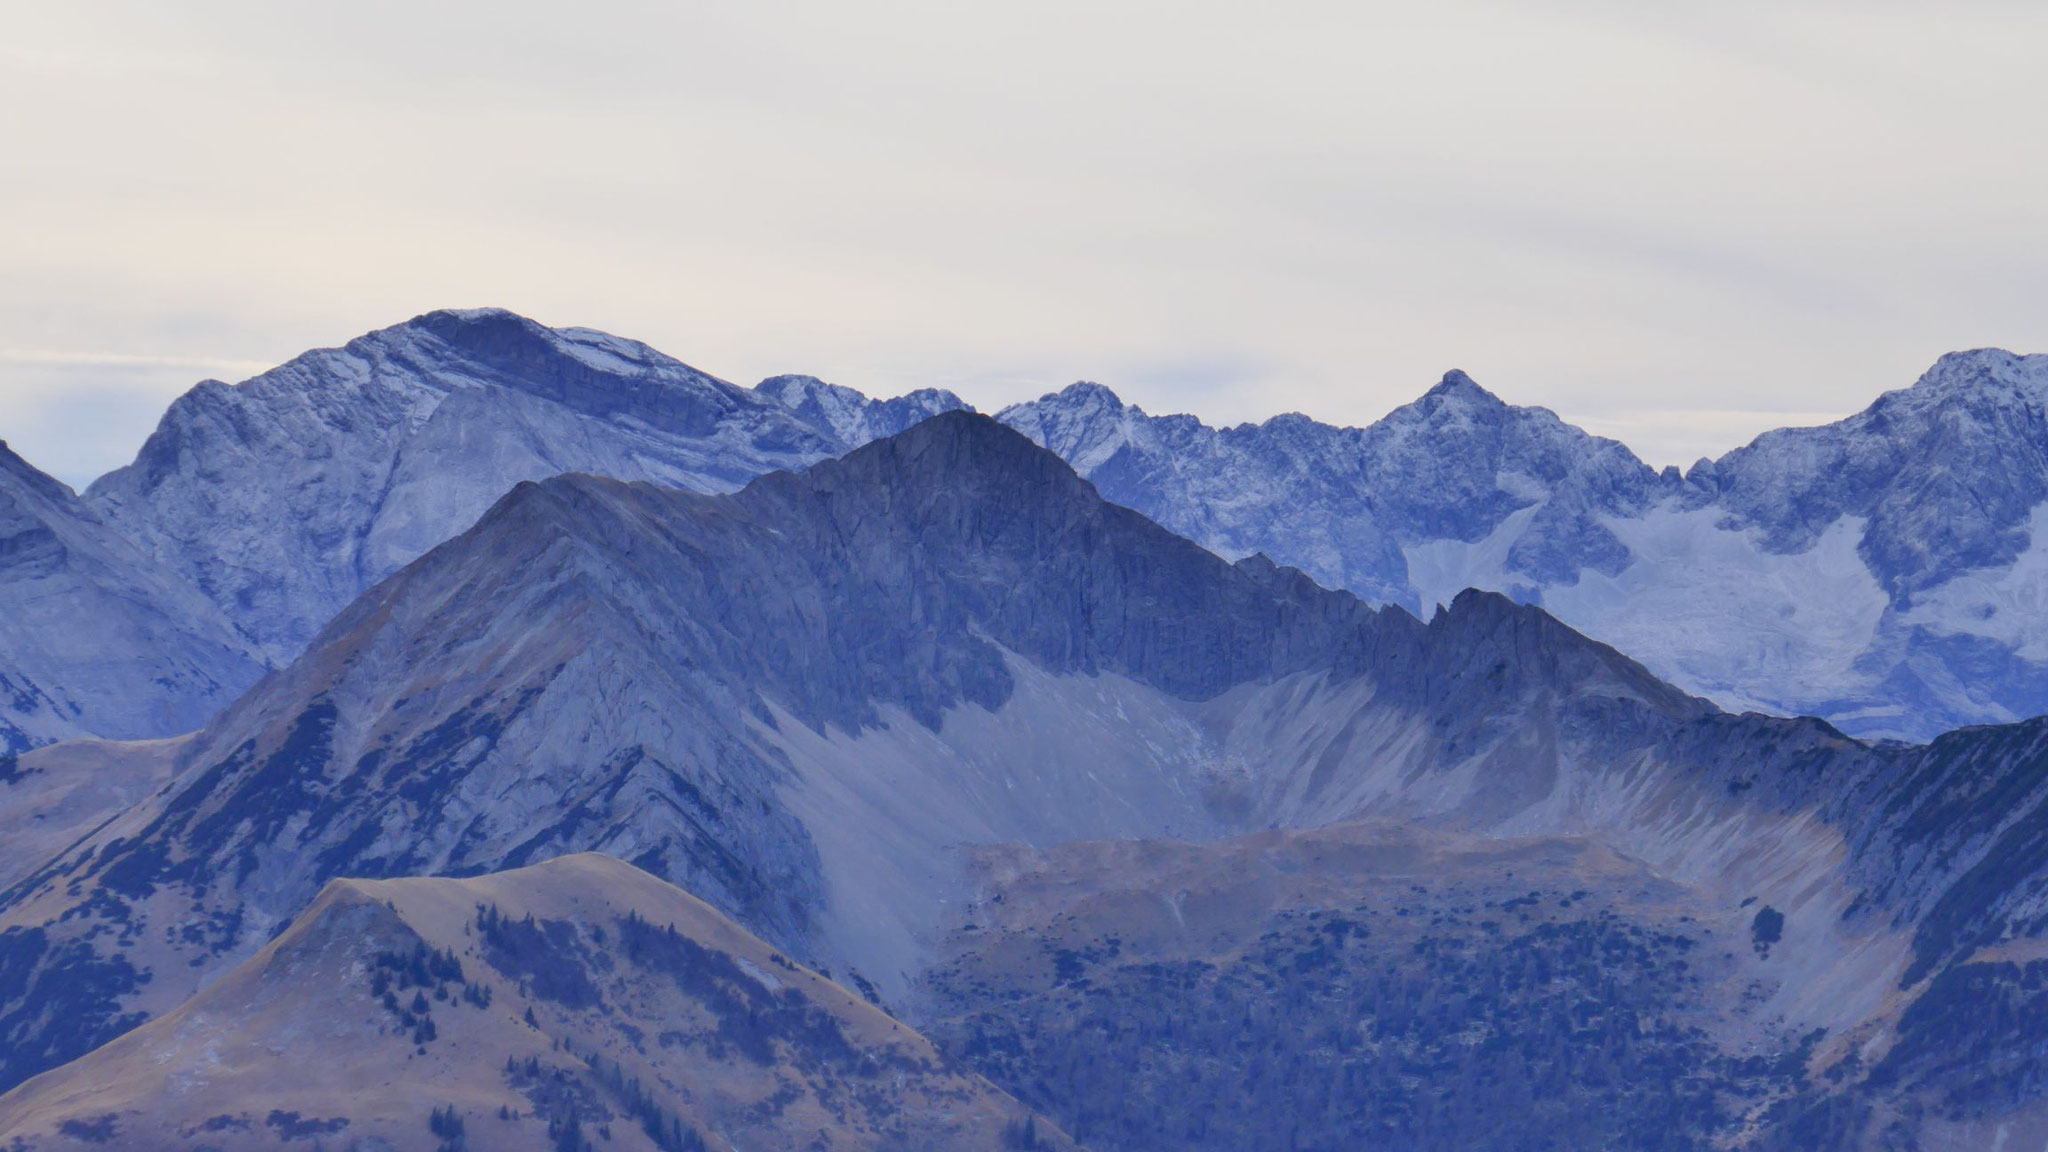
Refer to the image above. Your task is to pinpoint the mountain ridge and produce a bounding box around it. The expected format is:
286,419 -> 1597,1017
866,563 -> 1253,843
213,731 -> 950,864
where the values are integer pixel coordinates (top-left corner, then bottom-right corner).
0,413 -> 1728,1093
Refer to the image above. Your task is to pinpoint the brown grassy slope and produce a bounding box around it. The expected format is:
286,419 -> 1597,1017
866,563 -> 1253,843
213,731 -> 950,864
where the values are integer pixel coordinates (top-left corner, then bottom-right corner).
0,852 -> 1073,1152
0,736 -> 186,891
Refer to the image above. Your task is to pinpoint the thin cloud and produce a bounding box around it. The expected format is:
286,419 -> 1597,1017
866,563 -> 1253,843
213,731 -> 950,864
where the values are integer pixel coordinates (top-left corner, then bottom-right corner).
0,349 -> 275,376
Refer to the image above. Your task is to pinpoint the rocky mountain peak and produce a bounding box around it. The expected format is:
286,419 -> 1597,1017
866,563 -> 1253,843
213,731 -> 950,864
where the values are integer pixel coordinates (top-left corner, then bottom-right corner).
0,442 -> 72,504
1701,346 -> 2048,605
78,311 -> 859,662
995,382 -> 1156,476
797,409 -> 1096,507
1047,380 -> 1128,410
388,307 -> 713,385
1420,368 -> 1502,408
1910,346 -> 2048,397
754,373 -> 971,448
393,304 -> 547,348
754,373 -> 838,404
754,372 -> 855,440
1383,371 -> 1570,449
1423,587 -> 1695,711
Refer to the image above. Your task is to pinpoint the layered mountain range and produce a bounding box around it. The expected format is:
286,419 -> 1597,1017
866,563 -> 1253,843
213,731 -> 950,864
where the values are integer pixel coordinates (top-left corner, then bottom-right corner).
4,412 -> 2048,1148
6,309 -> 2042,749
1000,350 -> 2048,741
4,310 -> 2048,1149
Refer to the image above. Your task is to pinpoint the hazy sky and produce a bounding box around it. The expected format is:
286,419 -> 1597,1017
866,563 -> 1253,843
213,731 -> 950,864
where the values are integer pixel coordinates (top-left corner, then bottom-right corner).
4,2 -> 2044,487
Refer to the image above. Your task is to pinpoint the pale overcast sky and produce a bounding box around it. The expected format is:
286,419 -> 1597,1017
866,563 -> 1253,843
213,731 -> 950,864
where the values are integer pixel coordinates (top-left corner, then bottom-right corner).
3,1 -> 2043,487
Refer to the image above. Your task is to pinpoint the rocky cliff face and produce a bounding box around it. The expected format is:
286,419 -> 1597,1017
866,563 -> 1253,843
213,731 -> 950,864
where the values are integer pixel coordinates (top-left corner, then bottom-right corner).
0,442 -> 265,751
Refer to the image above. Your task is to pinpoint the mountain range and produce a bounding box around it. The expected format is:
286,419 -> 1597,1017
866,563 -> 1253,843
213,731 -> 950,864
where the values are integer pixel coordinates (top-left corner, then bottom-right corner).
3,310 -> 2048,1148
999,349 -> 2048,741
5,309 -> 2045,748
3,411 -> 2048,1148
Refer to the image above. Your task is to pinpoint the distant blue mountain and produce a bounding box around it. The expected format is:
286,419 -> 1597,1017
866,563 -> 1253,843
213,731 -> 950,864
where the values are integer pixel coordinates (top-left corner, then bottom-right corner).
60,308 -> 2048,741
1000,350 -> 2048,741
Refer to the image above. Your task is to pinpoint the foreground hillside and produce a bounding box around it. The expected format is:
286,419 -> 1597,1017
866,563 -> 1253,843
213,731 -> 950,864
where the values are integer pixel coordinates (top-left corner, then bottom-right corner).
918,818 -> 2048,1152
918,822 -> 1789,1151
0,853 -> 1072,1152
